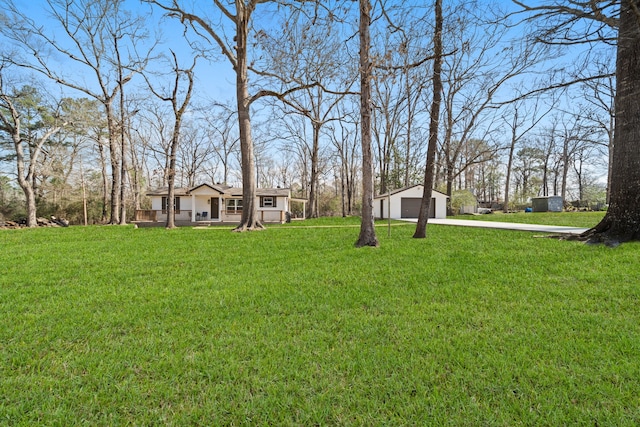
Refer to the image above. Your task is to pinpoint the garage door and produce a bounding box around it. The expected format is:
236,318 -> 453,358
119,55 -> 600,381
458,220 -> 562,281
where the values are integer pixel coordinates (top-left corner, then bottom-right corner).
400,197 -> 435,218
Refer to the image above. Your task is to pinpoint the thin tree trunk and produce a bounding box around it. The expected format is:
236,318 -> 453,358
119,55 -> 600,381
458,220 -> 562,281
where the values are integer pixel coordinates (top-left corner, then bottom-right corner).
308,122 -> 321,218
355,0 -> 378,247
130,141 -> 141,211
503,140 -> 516,212
414,0 -> 443,238
166,142 -> 178,229
81,159 -> 88,226
106,104 -> 121,224
341,161 -> 347,217
119,75 -> 128,225
98,137 -> 109,223
561,138 -> 570,204
606,133 -> 613,204
404,66 -> 412,187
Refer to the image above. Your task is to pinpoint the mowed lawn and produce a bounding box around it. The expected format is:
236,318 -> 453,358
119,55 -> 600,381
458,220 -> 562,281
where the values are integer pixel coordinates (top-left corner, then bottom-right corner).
1,216 -> 639,425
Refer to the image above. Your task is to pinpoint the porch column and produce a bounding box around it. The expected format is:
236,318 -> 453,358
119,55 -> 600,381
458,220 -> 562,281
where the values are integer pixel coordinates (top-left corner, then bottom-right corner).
191,194 -> 196,222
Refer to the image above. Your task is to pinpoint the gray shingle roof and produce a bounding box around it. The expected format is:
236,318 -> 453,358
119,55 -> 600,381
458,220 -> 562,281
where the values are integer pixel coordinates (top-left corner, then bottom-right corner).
146,184 -> 291,197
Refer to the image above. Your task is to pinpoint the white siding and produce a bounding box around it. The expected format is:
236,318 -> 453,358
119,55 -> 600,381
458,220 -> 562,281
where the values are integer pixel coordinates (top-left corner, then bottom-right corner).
374,186 -> 448,219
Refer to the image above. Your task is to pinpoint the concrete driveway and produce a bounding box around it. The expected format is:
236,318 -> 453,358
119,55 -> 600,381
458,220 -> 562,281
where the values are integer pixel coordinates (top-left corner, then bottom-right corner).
403,218 -> 589,235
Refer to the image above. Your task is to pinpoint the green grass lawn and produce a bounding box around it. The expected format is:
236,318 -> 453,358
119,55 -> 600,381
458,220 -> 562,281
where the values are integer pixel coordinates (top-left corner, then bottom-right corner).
1,218 -> 639,425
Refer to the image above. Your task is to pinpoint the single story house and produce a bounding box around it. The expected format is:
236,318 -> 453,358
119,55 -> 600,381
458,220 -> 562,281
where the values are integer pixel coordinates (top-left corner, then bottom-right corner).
374,185 -> 449,220
137,183 -> 305,224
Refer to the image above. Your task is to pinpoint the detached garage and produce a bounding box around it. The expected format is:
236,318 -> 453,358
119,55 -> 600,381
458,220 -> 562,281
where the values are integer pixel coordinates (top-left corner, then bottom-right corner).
374,185 -> 449,220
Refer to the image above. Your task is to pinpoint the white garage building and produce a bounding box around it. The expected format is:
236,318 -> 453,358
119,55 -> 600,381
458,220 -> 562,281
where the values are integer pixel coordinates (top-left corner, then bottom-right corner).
374,185 -> 449,220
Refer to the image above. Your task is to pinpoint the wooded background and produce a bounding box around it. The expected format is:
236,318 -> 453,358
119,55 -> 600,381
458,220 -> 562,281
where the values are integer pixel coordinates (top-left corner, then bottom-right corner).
0,0 -> 615,225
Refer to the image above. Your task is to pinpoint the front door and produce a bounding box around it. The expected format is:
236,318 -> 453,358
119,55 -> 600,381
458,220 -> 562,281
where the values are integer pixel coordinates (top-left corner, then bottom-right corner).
211,198 -> 219,219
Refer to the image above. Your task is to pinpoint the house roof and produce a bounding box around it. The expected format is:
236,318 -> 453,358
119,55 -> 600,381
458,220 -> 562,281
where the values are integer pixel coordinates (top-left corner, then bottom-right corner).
146,184 -> 291,197
256,188 -> 291,197
190,183 -> 231,194
146,187 -> 190,196
225,187 -> 291,197
374,184 -> 449,200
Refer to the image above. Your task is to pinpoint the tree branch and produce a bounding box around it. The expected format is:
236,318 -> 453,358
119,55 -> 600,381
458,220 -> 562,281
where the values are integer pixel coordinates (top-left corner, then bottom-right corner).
146,0 -> 238,69
495,72 -> 615,105
511,0 -> 619,28
249,81 -> 357,106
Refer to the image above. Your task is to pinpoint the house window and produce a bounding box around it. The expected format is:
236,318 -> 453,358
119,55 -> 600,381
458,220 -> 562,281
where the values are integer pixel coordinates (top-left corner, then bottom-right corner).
161,196 -> 181,214
260,196 -> 277,208
226,198 -> 243,214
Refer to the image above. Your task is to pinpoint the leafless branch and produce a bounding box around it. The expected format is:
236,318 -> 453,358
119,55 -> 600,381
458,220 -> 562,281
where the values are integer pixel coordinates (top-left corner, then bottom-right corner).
511,0 -> 619,28
145,0 -> 238,69
496,72 -> 615,105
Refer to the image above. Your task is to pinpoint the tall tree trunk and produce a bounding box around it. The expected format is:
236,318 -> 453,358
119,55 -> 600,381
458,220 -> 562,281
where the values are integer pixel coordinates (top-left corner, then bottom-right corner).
560,138 -> 569,205
234,6 -> 263,232
98,137 -> 109,223
606,133 -> 614,204
404,66 -> 412,187
413,0 -> 443,238
148,52 -> 197,229
106,104 -> 121,224
503,139 -> 516,212
340,161 -> 347,217
355,0 -> 378,247
119,76 -> 128,225
542,151 -> 550,197
14,138 -> 38,227
130,142 -> 141,211
583,0 -> 640,244
2,92 -> 62,227
308,121 -> 321,218
166,149 -> 177,229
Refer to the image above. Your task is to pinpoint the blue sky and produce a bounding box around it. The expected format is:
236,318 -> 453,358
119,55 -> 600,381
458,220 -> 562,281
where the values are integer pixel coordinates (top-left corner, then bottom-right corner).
12,0 -> 609,109
6,1 -> 615,174
12,0 -> 236,103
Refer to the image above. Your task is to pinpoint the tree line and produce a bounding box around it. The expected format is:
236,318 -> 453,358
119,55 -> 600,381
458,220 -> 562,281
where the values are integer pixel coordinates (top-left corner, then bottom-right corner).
0,0 -> 636,244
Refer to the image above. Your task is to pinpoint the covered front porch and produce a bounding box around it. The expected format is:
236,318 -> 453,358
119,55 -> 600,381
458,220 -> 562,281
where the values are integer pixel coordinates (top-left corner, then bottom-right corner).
143,183 -> 301,225
133,207 -> 289,224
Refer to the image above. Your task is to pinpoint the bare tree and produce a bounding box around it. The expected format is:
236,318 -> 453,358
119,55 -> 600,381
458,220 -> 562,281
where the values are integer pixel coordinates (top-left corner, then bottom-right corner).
43,98 -> 96,214
438,5 -> 544,207
0,71 -> 66,227
275,113 -> 312,198
204,104 -> 240,185
413,0 -> 442,239
371,74 -> 408,194
512,0 -> 640,244
0,0 -> 155,224
577,53 -> 615,203
372,3 -> 433,193
535,119 -> 561,198
502,97 -> 553,212
145,52 -> 196,229
355,0 -> 379,247
255,6 -> 357,218
328,107 -> 360,217
178,122 -> 216,188
137,102 -> 174,188
146,0 -> 321,231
